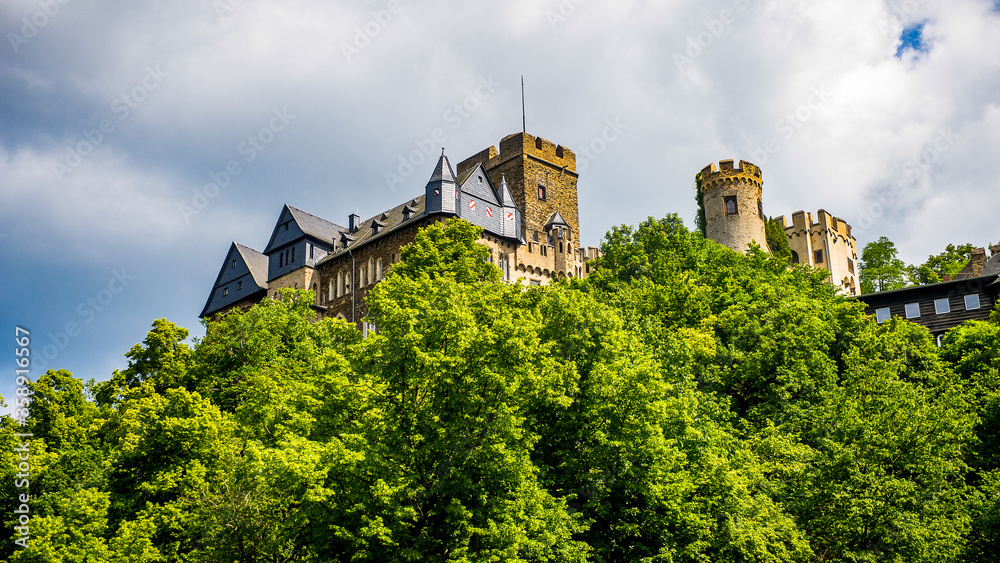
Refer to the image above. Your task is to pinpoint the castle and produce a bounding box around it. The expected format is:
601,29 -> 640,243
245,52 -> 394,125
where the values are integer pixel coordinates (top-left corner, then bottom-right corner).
698,159 -> 859,295
201,132 -> 601,327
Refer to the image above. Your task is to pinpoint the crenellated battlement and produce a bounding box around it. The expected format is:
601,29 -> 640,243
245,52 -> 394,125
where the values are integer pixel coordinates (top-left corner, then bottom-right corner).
494,132 -> 576,172
778,209 -> 854,240
699,159 -> 763,192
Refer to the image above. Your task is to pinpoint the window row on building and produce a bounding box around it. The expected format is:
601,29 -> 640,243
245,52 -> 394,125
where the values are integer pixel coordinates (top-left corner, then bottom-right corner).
875,294 -> 981,323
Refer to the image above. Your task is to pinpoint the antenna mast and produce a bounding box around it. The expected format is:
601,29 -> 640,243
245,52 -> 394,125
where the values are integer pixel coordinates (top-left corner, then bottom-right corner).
521,76 -> 526,133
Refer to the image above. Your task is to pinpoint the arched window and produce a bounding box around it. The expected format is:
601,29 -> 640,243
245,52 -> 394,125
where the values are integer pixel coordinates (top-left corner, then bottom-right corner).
359,266 -> 366,288
376,258 -> 382,281
368,258 -> 374,282
791,251 -> 799,264
725,197 -> 737,215
312,283 -> 318,304
291,247 -> 295,262
345,273 -> 352,293
329,279 -> 335,301
279,253 -> 284,267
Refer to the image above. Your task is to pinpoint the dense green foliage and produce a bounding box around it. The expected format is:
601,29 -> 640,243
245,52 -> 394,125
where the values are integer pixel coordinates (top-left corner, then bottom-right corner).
3,217 -> 997,562
907,243 -> 976,285
765,216 -> 792,263
693,173 -> 707,238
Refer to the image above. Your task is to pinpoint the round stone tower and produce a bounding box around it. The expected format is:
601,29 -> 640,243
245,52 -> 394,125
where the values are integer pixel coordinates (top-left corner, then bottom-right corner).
699,159 -> 770,254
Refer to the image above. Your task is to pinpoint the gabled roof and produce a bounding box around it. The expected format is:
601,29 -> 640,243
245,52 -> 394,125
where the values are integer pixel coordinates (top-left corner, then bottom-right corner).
200,242 -> 269,318
236,243 -> 269,288
317,195 -> 427,266
287,204 -> 346,243
456,162 -> 499,205
264,204 -> 346,253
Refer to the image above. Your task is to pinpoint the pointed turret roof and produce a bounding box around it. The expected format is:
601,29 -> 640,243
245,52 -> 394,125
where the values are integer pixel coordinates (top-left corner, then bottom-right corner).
498,174 -> 515,206
429,149 -> 457,183
544,210 -> 570,230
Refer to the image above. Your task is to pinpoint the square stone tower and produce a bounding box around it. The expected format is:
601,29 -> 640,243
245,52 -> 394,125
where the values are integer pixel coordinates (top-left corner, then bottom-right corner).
456,132 -> 579,244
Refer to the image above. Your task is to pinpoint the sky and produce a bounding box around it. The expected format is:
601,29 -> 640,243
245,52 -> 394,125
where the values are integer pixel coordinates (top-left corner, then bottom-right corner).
2,0 -> 999,410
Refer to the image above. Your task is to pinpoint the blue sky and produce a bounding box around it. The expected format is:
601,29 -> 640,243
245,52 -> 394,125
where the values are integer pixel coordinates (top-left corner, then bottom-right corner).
2,0 -> 1000,411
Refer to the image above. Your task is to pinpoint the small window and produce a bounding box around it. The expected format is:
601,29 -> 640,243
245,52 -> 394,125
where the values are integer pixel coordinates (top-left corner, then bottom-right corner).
237,281 -> 242,290
965,294 -> 981,310
309,244 -> 314,260
538,185 -> 546,200
724,195 -> 738,215
875,307 -> 890,323
223,287 -> 229,296
232,259 -> 237,269
757,200 -> 764,220
791,250 -> 799,264
291,247 -> 295,262
530,279 -> 541,286
848,259 -> 855,274
904,303 -> 920,319
279,254 -> 284,267
533,231 -> 539,243
814,250 -> 824,264
934,298 -> 950,314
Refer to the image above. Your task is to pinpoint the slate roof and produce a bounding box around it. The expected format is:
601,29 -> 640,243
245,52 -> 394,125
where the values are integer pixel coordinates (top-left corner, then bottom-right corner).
545,210 -> 570,230
236,243 -> 269,288
317,195 -> 427,266
429,150 -> 457,183
287,205 -> 346,243
982,253 -> 1000,276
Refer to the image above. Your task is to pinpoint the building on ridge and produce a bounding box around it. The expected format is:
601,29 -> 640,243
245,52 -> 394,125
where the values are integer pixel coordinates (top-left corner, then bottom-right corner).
698,159 -> 859,296
857,245 -> 1000,341
200,132 -> 602,328
775,210 -> 859,296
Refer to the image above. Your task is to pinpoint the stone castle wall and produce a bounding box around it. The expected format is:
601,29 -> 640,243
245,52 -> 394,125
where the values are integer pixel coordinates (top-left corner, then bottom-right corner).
776,209 -> 859,295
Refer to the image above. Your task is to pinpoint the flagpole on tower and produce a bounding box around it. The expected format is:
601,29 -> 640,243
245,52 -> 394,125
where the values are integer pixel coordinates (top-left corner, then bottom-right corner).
521,76 -> 526,133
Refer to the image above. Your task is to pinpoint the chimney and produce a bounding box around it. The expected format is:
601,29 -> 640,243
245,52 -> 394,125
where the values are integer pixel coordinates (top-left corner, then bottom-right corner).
349,213 -> 360,233
991,244 -> 1000,257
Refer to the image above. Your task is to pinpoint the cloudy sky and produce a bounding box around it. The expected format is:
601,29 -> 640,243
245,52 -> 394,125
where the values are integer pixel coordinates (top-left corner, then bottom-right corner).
2,0 -> 999,409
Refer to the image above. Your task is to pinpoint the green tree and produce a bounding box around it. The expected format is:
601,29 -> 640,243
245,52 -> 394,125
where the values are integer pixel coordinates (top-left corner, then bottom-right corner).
766,216 -> 793,263
859,236 -> 909,293
93,319 -> 194,406
908,243 -> 975,285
